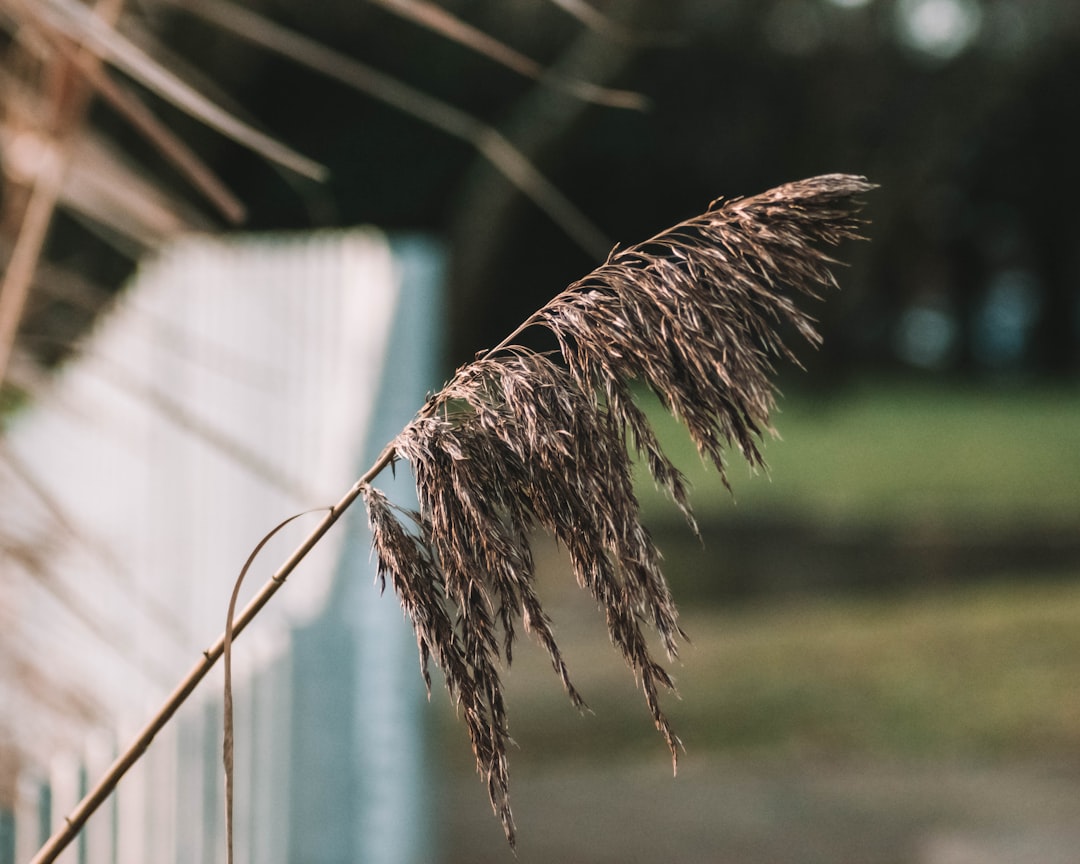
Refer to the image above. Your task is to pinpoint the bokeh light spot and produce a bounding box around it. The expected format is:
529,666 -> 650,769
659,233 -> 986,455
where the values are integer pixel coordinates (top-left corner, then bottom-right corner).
895,0 -> 983,60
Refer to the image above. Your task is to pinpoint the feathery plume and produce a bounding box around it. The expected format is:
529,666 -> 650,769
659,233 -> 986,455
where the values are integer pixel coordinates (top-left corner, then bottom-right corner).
361,174 -> 875,845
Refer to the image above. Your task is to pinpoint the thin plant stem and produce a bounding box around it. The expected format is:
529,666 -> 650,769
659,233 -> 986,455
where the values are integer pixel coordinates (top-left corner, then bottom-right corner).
31,326 -> 506,862
46,35 -> 247,223
0,0 -> 126,383
0,150 -> 65,385
222,507 -> 332,864
366,0 -> 648,109
30,174 -> 873,861
166,0 -> 612,260
28,447 -> 394,864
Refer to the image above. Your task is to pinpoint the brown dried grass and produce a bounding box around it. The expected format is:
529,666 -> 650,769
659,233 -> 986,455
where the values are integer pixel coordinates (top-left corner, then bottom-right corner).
361,173 -> 876,844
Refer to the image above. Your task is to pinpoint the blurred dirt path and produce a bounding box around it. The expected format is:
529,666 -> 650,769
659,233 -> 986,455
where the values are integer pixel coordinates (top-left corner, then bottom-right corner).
437,754 -> 1080,864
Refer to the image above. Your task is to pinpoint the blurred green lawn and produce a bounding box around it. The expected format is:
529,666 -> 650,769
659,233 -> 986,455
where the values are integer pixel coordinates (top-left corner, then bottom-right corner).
635,377 -> 1080,530
439,380 -> 1080,766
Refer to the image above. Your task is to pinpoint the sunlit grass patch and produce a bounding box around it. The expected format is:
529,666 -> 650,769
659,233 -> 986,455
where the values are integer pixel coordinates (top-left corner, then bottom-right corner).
635,379 -> 1080,530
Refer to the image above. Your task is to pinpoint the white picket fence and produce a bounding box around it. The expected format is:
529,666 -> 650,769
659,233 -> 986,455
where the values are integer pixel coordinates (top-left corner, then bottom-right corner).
0,228 -> 442,863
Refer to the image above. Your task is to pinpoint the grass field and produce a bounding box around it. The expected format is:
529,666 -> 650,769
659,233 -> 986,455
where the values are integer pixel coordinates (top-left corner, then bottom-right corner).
635,378 -> 1080,530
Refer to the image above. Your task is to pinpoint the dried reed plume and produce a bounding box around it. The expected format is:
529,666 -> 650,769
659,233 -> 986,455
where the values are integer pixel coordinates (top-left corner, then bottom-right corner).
29,174 -> 874,864
361,173 -> 876,844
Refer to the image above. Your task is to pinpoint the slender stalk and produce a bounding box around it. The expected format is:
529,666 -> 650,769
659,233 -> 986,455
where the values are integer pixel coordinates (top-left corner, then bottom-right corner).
167,0 -> 612,260
30,174 -> 873,860
0,150 -> 65,384
366,0 -> 648,109
29,447 -> 395,864
45,36 -> 247,223
29,269 -> 515,863
0,0 -> 126,383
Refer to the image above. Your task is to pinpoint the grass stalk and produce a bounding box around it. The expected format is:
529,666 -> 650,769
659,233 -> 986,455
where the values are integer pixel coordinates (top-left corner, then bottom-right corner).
31,174 -> 873,860
28,448 -> 394,864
